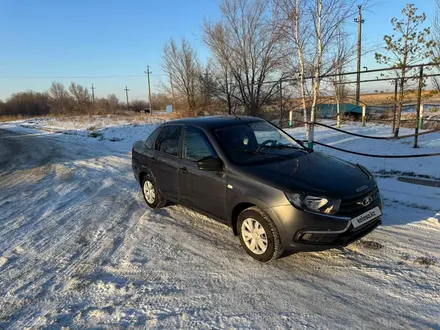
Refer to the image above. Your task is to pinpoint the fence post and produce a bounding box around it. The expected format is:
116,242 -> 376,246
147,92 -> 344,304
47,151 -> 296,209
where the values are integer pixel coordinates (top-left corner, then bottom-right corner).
419,104 -> 424,130
362,104 -> 367,127
414,65 -> 424,148
336,98 -> 341,128
289,110 -> 293,127
392,78 -> 398,133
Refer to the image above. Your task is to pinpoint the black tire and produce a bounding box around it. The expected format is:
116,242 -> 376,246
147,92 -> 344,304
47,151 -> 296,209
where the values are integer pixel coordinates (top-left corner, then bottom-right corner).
237,206 -> 283,262
141,176 -> 166,209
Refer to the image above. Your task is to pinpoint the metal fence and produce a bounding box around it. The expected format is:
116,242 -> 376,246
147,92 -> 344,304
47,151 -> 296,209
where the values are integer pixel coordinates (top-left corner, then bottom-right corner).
270,62 -> 440,156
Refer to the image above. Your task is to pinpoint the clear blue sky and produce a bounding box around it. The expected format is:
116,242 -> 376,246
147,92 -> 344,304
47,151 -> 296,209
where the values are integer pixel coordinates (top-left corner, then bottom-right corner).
0,0 -> 435,101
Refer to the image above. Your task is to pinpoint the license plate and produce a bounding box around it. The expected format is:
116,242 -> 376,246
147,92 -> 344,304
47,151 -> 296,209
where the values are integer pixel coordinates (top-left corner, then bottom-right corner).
351,206 -> 382,228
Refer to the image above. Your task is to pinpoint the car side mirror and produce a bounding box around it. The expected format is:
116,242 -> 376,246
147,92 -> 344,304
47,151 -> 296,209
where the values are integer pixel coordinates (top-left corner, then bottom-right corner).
198,156 -> 224,171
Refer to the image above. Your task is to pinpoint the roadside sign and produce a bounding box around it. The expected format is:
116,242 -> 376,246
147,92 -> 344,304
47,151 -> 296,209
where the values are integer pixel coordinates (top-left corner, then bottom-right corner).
166,105 -> 173,114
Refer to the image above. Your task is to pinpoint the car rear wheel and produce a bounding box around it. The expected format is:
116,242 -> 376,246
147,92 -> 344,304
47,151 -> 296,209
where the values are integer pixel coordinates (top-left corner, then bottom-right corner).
237,207 -> 283,262
141,176 -> 166,209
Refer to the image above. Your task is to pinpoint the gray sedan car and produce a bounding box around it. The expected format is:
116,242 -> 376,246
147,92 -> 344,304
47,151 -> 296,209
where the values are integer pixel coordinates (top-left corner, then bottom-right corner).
132,116 -> 383,262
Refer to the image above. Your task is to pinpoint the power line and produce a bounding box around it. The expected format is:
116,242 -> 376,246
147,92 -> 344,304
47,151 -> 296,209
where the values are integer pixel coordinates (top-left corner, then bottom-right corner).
264,62 -> 440,85
0,74 -> 167,79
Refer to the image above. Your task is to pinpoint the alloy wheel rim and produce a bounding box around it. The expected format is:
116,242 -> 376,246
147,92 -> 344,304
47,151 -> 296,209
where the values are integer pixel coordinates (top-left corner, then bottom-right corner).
241,218 -> 268,255
143,180 -> 156,204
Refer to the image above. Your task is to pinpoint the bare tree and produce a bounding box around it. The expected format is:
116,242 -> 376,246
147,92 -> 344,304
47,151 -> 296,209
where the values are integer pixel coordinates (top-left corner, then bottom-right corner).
331,26 -> 352,125
49,81 -> 69,101
162,38 -> 200,116
48,81 -> 71,114
199,61 -> 238,114
106,93 -> 119,112
212,64 -> 238,115
204,0 -> 284,117
69,82 -> 90,105
274,0 -> 311,127
274,0 -> 357,130
202,24 -> 238,115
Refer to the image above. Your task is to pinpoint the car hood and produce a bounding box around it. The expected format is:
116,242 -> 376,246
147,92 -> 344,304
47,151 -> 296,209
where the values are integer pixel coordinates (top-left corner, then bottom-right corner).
240,151 -> 375,198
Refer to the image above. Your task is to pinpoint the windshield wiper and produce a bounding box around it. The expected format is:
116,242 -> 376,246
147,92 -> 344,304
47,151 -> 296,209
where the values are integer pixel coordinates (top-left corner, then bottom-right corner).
230,148 -> 270,156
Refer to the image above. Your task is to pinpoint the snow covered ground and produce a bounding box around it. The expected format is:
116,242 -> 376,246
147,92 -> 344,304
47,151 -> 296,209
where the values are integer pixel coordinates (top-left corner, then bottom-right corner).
0,115 -> 439,329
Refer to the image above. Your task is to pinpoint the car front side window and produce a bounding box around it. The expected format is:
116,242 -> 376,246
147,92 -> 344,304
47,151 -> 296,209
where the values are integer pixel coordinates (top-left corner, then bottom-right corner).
155,125 -> 182,156
145,128 -> 160,149
183,126 -> 216,162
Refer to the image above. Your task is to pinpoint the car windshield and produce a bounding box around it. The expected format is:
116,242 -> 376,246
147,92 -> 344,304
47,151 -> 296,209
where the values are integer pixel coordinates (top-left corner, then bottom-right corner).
213,121 -> 307,165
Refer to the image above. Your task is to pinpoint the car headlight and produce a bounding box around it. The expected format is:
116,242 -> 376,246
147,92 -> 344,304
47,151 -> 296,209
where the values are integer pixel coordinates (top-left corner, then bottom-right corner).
285,193 -> 341,215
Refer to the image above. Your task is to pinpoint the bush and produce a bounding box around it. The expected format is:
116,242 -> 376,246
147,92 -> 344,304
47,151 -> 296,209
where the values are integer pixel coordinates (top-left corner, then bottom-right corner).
1,91 -> 51,117
88,131 -> 104,139
130,100 -> 149,112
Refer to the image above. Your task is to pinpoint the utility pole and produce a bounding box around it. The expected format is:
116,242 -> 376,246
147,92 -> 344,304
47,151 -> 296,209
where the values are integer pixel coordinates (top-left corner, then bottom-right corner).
124,86 -> 130,111
169,72 -> 176,112
91,84 -> 95,103
354,5 -> 364,106
204,68 -> 211,112
144,66 -> 153,115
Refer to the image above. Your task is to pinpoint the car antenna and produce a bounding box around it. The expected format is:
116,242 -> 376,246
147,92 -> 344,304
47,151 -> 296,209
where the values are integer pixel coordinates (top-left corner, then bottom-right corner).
232,111 -> 240,120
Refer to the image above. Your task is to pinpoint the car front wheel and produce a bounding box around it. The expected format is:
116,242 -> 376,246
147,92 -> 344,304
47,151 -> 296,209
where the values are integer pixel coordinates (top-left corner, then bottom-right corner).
141,176 -> 166,209
237,207 -> 283,262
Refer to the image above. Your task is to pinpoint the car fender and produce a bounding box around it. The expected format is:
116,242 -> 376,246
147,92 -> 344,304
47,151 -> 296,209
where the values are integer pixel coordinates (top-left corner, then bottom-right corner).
139,164 -> 155,183
229,196 -> 286,237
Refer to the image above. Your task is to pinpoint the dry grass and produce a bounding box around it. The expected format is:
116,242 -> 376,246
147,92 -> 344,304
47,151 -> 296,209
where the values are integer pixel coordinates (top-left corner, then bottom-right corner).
359,90 -> 440,106
0,114 -> 27,122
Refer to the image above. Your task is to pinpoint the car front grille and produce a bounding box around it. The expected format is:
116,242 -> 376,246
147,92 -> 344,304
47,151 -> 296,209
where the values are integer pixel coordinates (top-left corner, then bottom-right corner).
338,187 -> 380,217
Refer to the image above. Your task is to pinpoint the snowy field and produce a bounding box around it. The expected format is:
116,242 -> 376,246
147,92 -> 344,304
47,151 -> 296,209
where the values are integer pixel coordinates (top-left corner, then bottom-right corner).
0,115 -> 439,329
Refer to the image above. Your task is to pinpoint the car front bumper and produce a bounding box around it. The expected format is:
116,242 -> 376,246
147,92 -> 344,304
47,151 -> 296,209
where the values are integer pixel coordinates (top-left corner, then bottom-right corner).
270,198 -> 383,252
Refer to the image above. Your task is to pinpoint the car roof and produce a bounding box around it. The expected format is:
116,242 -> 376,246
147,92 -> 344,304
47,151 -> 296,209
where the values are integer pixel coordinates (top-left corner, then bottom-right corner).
161,115 -> 265,130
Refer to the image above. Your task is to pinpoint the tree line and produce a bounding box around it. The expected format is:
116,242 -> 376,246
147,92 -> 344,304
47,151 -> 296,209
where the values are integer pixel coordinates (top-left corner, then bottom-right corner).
0,81 -> 174,117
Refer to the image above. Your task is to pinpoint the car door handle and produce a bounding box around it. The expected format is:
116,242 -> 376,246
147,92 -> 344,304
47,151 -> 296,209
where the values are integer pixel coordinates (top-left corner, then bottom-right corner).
179,167 -> 188,173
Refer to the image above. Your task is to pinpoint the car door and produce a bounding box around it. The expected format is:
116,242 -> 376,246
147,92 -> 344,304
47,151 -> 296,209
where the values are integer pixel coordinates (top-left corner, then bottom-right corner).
178,125 -> 227,221
150,125 -> 182,201
136,127 -> 160,174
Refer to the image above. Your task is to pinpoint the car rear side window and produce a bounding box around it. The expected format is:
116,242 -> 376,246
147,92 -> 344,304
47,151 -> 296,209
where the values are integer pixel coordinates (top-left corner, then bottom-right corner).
155,125 -> 182,156
183,126 -> 216,162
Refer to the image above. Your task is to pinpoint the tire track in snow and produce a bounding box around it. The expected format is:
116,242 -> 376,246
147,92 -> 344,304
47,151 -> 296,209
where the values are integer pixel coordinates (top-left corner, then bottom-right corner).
8,186 -> 143,328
